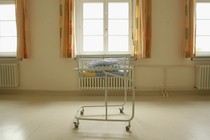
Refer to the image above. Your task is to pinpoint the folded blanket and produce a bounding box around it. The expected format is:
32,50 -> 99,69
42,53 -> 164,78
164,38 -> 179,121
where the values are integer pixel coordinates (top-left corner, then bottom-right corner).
88,59 -> 120,70
83,71 -> 96,77
82,59 -> 128,77
83,70 -> 127,77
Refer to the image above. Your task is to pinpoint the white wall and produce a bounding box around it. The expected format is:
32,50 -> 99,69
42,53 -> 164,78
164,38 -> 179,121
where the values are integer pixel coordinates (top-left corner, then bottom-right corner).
18,0 -> 209,92
19,0 -> 78,91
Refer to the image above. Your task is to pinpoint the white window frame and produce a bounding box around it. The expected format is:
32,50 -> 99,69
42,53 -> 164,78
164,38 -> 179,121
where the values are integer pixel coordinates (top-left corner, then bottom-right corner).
195,0 -> 210,58
0,0 -> 17,58
75,0 -> 133,56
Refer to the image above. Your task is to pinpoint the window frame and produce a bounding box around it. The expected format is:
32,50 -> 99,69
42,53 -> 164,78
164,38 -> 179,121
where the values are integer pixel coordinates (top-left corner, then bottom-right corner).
0,0 -> 17,58
195,0 -> 210,58
75,0 -> 133,56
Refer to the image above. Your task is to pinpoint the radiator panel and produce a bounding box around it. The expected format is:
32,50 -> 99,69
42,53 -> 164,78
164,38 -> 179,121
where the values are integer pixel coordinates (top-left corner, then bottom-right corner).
0,64 -> 20,88
196,65 -> 210,90
79,69 -> 134,90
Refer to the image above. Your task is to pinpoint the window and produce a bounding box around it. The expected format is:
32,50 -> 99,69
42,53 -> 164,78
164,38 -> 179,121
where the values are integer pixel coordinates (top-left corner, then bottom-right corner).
75,0 -> 133,56
196,0 -> 210,57
0,0 -> 17,57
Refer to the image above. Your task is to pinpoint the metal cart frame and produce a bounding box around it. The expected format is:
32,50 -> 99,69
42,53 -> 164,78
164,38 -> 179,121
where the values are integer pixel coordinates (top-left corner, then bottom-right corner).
74,55 -> 135,131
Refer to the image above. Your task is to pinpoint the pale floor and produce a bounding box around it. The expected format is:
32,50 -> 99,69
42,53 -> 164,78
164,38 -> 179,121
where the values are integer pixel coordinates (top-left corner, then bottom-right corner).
0,93 -> 210,140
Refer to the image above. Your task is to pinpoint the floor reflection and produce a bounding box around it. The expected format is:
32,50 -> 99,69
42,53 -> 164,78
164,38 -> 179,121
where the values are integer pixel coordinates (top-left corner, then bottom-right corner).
0,123 -> 25,140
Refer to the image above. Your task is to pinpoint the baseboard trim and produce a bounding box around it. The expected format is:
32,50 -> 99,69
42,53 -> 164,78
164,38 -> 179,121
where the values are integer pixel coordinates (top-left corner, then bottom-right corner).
0,89 -> 82,96
0,89 -> 209,96
165,89 -> 210,95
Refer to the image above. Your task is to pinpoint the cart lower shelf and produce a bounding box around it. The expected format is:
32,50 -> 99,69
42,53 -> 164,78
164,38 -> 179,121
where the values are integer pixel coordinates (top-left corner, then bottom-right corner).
74,98 -> 135,132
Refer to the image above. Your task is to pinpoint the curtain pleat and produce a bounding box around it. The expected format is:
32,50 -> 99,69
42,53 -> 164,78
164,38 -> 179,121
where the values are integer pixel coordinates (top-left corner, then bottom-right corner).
184,0 -> 196,58
15,0 -> 30,59
134,0 -> 152,59
59,0 -> 74,58
134,0 -> 140,58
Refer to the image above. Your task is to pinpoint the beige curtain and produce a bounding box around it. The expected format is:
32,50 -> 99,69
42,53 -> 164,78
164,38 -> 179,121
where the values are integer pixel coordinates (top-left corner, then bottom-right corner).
184,0 -> 196,58
59,0 -> 74,58
134,0 -> 152,59
15,0 -> 30,59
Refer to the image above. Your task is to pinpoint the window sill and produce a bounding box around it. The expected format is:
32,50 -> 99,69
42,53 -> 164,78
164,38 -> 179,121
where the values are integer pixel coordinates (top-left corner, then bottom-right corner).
75,54 -> 137,62
76,54 -> 131,57
192,57 -> 210,61
0,57 -> 21,63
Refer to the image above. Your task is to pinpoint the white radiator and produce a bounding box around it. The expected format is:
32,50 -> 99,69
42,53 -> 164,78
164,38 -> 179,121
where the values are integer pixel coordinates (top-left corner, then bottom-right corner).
196,65 -> 210,90
79,69 -> 134,90
0,64 -> 20,88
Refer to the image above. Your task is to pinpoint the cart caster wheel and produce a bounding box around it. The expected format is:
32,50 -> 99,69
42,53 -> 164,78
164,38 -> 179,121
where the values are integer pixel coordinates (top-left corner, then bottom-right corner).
73,122 -> 79,129
125,126 -> 130,131
119,108 -> 124,113
80,110 -> 84,115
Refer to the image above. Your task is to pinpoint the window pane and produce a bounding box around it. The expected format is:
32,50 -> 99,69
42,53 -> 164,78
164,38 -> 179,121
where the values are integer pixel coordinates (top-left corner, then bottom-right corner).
0,21 -> 17,36
196,20 -> 210,35
196,36 -> 210,52
83,20 -> 103,35
108,3 -> 128,19
83,36 -> 103,52
0,5 -> 16,20
196,3 -> 210,19
108,36 -> 128,52
108,20 -> 128,35
83,3 -> 103,19
0,37 -> 17,52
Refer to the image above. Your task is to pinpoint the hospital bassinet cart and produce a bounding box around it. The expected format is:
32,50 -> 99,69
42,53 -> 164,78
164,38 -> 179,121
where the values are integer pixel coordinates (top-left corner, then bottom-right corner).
74,55 -> 135,131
